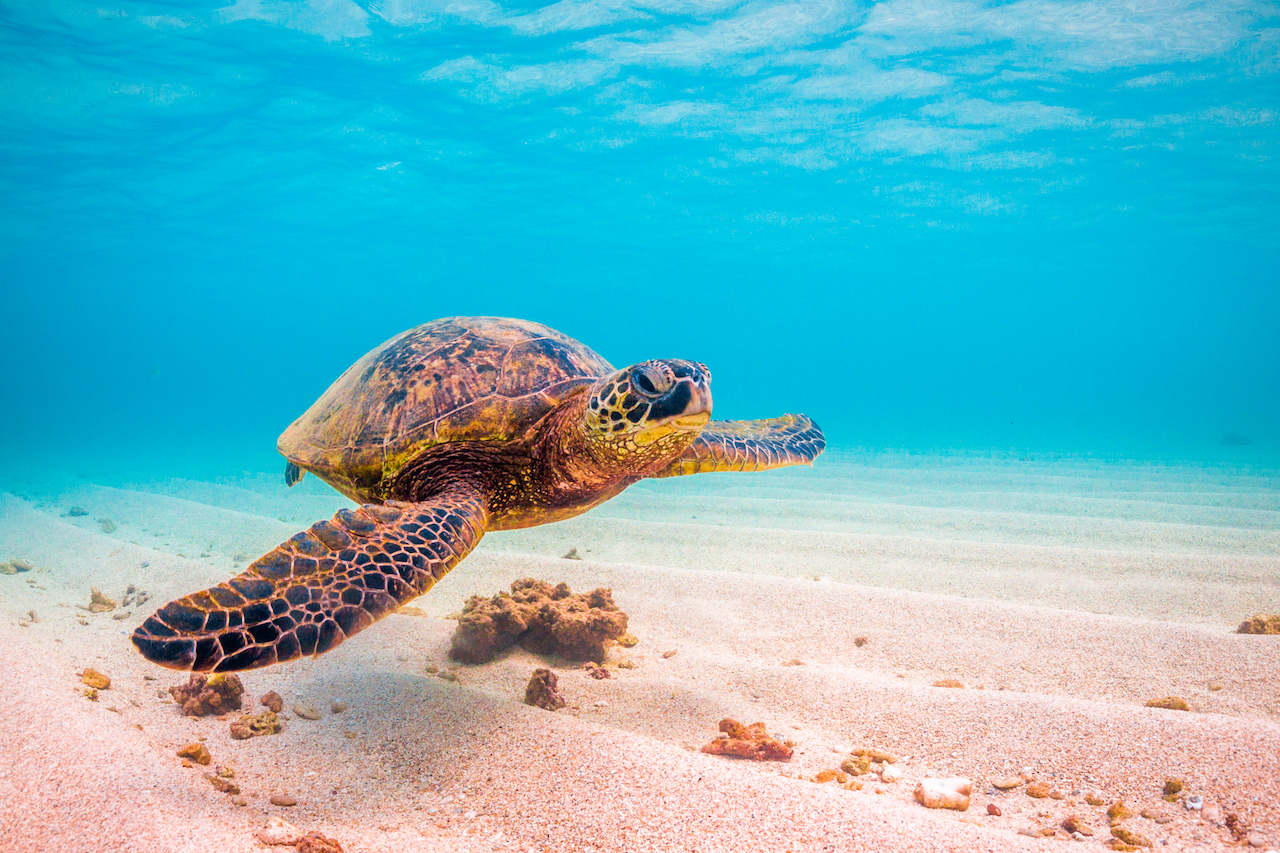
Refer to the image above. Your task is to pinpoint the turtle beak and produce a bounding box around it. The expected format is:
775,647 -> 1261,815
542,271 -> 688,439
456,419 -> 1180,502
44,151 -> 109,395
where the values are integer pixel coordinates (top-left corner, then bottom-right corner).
670,383 -> 711,430
650,362 -> 712,431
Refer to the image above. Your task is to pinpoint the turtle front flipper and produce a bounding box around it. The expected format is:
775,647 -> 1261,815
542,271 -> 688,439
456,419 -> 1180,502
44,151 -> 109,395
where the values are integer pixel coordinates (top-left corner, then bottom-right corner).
650,414 -> 826,478
131,484 -> 489,672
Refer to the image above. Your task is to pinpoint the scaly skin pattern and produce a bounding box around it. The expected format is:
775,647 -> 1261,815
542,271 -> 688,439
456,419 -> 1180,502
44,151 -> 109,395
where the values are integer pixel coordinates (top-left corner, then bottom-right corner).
132,486 -> 487,672
652,414 -> 826,478
133,318 -> 825,672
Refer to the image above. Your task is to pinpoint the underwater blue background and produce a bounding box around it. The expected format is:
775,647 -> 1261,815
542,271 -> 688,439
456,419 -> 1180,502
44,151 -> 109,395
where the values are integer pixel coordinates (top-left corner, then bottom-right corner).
2,0 -> 1278,478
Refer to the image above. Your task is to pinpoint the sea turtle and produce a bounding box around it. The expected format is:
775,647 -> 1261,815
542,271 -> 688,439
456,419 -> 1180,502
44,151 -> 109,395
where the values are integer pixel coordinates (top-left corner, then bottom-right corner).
132,317 -> 825,672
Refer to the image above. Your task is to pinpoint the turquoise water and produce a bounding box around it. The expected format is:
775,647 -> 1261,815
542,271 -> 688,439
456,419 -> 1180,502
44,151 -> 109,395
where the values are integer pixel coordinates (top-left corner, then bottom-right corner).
2,0 -> 1278,478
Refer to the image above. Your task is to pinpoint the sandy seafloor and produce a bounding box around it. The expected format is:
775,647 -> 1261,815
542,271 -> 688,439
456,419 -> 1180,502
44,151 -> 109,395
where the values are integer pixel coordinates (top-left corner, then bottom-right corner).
0,450 -> 1278,853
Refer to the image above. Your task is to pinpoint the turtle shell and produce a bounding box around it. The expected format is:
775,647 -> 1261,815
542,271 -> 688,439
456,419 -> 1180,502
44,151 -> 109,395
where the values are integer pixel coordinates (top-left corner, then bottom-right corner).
278,317 -> 614,502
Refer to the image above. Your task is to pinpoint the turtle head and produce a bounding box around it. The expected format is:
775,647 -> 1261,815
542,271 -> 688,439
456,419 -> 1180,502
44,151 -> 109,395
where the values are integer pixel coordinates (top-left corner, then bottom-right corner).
581,359 -> 712,474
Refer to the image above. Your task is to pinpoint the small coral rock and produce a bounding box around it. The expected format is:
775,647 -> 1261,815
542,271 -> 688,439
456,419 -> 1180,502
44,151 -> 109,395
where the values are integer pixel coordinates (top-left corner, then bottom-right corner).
701,719 -> 794,761
880,764 -> 902,783
296,831 -> 343,853
1108,802 -> 1135,824
524,668 -> 566,711
230,710 -> 283,740
206,774 -> 240,795
293,703 -> 322,720
270,794 -> 298,807
1163,778 -> 1183,797
987,804 -> 1002,816
1026,782 -> 1051,798
256,816 -> 301,846
87,588 -> 117,613
914,777 -> 972,811
1111,826 -> 1152,848
840,755 -> 871,776
171,673 -> 244,717
1145,696 -> 1190,711
260,691 -> 284,713
1236,614 -> 1280,635
583,661 -> 613,679
992,776 -> 1023,790
1063,816 -> 1093,835
176,743 -> 211,765
80,668 -> 111,690
448,579 -> 627,664
851,748 -> 897,764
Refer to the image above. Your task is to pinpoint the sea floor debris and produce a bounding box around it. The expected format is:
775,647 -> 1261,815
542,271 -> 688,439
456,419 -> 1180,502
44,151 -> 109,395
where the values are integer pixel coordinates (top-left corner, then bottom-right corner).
170,673 -> 244,717
524,668 -> 566,711
1236,614 -> 1280,635
700,719 -> 794,761
448,578 -> 628,664
914,777 -> 972,811
230,710 -> 283,740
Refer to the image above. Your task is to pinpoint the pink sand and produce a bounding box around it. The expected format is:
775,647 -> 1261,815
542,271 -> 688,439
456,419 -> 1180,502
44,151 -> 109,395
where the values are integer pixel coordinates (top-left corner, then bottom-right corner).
1,452 -> 1277,852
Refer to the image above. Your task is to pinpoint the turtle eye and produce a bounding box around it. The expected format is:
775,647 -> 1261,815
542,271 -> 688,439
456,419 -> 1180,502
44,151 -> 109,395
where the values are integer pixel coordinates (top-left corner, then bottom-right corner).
633,370 -> 661,397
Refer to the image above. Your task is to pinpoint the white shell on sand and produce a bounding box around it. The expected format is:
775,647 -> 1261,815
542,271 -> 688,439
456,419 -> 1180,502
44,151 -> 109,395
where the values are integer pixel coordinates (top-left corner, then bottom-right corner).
255,816 -> 300,846
880,764 -> 902,783
914,777 -> 972,811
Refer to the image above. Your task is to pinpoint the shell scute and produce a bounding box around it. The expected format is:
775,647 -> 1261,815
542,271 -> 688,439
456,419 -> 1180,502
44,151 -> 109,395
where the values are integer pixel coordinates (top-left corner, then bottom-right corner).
278,317 -> 613,501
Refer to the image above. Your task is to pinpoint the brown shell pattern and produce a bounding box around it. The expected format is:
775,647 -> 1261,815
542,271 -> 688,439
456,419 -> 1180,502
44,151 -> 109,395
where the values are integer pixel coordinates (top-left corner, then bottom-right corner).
278,317 -> 614,499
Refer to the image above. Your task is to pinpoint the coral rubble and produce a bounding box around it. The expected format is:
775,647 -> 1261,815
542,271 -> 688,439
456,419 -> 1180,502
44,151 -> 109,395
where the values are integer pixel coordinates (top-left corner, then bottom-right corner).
170,673 -> 244,717
1,558 -> 33,574
86,588 -> 117,613
176,743 -> 211,765
296,832 -> 343,853
448,579 -> 627,664
700,719 -> 794,761
80,668 -> 111,690
1236,614 -> 1280,635
230,710 -> 282,740
524,668 -> 566,711
206,773 -> 240,795
583,661 -> 613,679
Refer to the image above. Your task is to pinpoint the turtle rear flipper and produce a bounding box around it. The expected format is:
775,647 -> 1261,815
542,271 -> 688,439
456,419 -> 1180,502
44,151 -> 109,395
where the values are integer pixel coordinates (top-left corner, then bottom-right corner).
651,414 -> 825,478
132,484 -> 489,672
